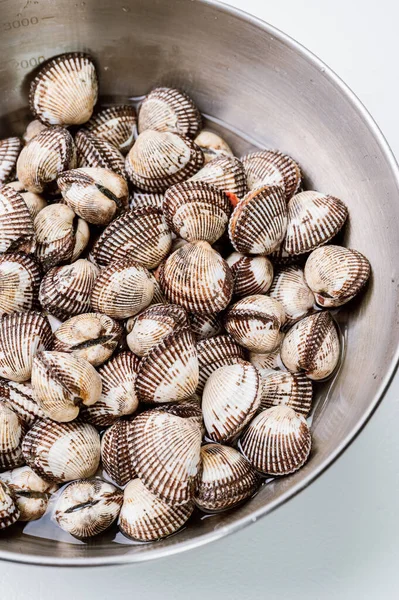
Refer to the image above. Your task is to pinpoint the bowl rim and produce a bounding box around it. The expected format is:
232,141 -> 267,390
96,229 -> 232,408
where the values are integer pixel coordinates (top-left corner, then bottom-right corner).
2,0 -> 399,567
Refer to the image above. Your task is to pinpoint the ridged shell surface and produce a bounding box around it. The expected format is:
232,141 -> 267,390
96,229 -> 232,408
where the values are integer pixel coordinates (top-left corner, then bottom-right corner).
259,371 -> 313,416
269,265 -> 315,327
0,137 -> 22,184
190,155 -> 247,199
0,253 -> 41,316
0,403 -> 24,471
189,312 -> 223,340
23,120 -> 48,144
249,343 -> 284,377
154,396 -> 203,429
130,192 -> 164,213
0,186 -> 35,254
242,150 -> 301,200
75,129 -> 126,178
194,130 -> 234,164
101,419 -> 136,486
138,87 -> 202,138
6,181 -> 47,220
0,481 -> 20,528
86,105 -> 136,154
0,380 -> 45,426
226,252 -> 273,297
196,334 -> 247,393
0,465 -> 57,522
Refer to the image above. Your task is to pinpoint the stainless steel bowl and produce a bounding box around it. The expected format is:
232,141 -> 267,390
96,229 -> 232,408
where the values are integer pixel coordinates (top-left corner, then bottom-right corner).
0,0 -> 398,566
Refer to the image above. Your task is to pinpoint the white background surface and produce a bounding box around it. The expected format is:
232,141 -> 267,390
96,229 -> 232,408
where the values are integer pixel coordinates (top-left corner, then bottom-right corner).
2,0 -> 399,598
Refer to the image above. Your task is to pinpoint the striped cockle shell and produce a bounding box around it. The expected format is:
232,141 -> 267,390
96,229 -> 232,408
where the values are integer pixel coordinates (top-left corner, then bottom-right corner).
0,466 -> 57,522
130,410 -> 202,505
119,478 -> 194,542
126,303 -> 188,357
242,149 -> 301,201
163,180 -> 231,244
0,480 -> 20,528
202,362 -> 262,443
224,295 -> 286,353
58,167 -> 129,226
194,130 -> 234,164
101,418 -> 136,486
91,258 -> 154,319
0,311 -> 52,382
0,380 -> 45,426
89,207 -> 172,270
31,351 -> 102,423
0,403 -> 24,471
17,126 -> 76,194
0,137 -> 22,184
249,335 -> 285,377
34,203 -> 90,272
52,312 -> 123,367
81,352 -> 140,427
190,155 -> 247,199
281,311 -> 340,380
75,129 -> 126,178
6,181 -> 47,220
23,120 -> 48,144
196,334 -> 247,393
22,419 -> 101,483
125,130 -> 204,193
0,185 -> 35,254
154,395 -> 203,429
130,192 -> 164,213
86,105 -> 136,154
283,191 -> 348,255
39,259 -> 99,320
268,243 -> 303,266
194,444 -> 260,512
269,265 -> 315,327
138,87 -> 202,138
136,325 -> 198,404
54,478 -> 123,537
226,252 -> 274,297
159,241 -> 233,314
304,245 -> 371,307
259,371 -> 313,416
29,53 -> 98,126
239,405 -> 312,475
0,253 -> 41,316
189,312 -> 223,340
229,185 -> 287,255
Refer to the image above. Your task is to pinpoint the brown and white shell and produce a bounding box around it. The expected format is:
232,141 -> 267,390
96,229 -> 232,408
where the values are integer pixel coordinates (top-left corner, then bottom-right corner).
194,444 -> 260,512
23,120 -> 48,144
0,403 -> 24,471
58,167 -> 129,226
130,192 -> 164,213
154,395 -> 203,429
0,185 -> 35,254
0,465 -> 57,522
0,311 -> 52,382
202,361 -> 262,443
86,105 -> 136,154
54,478 -> 123,537
283,191 -> 348,255
242,149 -> 301,201
101,419 -> 136,486
190,155 -> 247,199
0,253 -> 41,316
189,312 -> 223,340
17,126 -> 76,194
130,410 -> 202,505
119,478 -> 194,542
125,130 -> 204,193
22,419 -> 101,483
0,380 -> 45,426
0,137 -> 22,184
194,130 -> 234,164
138,87 -> 202,138
224,295 -> 286,353
229,185 -> 287,255
0,480 -> 20,528
249,333 -> 285,377
226,252 -> 274,297
304,245 -> 371,307
159,241 -> 233,314
52,312 -> 123,367
6,181 -> 47,220
259,371 -> 313,416
39,259 -> 99,320
239,405 -> 312,475
281,311 -> 340,380
75,129 -> 126,178
29,52 -> 98,126
269,265 -> 315,327
196,334 -> 247,393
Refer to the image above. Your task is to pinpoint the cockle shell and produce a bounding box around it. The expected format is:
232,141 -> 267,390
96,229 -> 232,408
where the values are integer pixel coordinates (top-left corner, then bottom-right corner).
125,130 -> 204,193
304,245 -> 371,307
248,335 -> 285,377
0,380 -> 45,426
0,253 -> 41,316
194,130 -> 234,164
31,351 -> 102,422
0,311 -> 52,382
34,203 -> 90,272
259,371 -> 313,416
0,137 -> 22,184
0,185 -> 35,254
239,405 -> 312,475
54,478 -> 123,537
269,265 -> 315,327
130,410 -> 202,505
136,325 -> 198,404
81,352 -> 140,427
58,167 -> 129,226
130,192 -> 164,213
0,403 -> 24,471
29,52 -> 98,126
89,207 -> 172,270
126,303 -> 188,357
194,444 -> 260,512
159,241 -> 233,313
269,243 -> 302,266
52,312 -> 123,367
242,149 -> 301,201
75,129 -> 126,178
91,258 -> 154,319
196,334 -> 247,393
0,481 -> 19,528
39,259 -> 99,320
119,478 -> 194,542
23,120 -> 48,144
6,181 -> 47,220
86,105 -> 136,154
202,362 -> 262,443
281,311 -> 340,380
101,419 -> 136,486
17,126 -> 76,194
0,466 -> 57,522
190,155 -> 247,199
226,252 -> 274,297
163,180 -> 231,244
224,295 -> 286,353
22,419 -> 101,483
138,87 -> 202,138
229,185 -> 287,255
154,395 -> 203,429
189,312 -> 223,340
283,191 -> 348,255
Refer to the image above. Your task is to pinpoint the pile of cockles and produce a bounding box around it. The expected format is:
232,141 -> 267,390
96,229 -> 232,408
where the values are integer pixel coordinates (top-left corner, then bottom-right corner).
0,52 -> 371,543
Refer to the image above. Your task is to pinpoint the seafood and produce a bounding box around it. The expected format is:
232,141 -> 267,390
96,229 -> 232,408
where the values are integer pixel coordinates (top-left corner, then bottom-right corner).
138,87 -> 202,138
